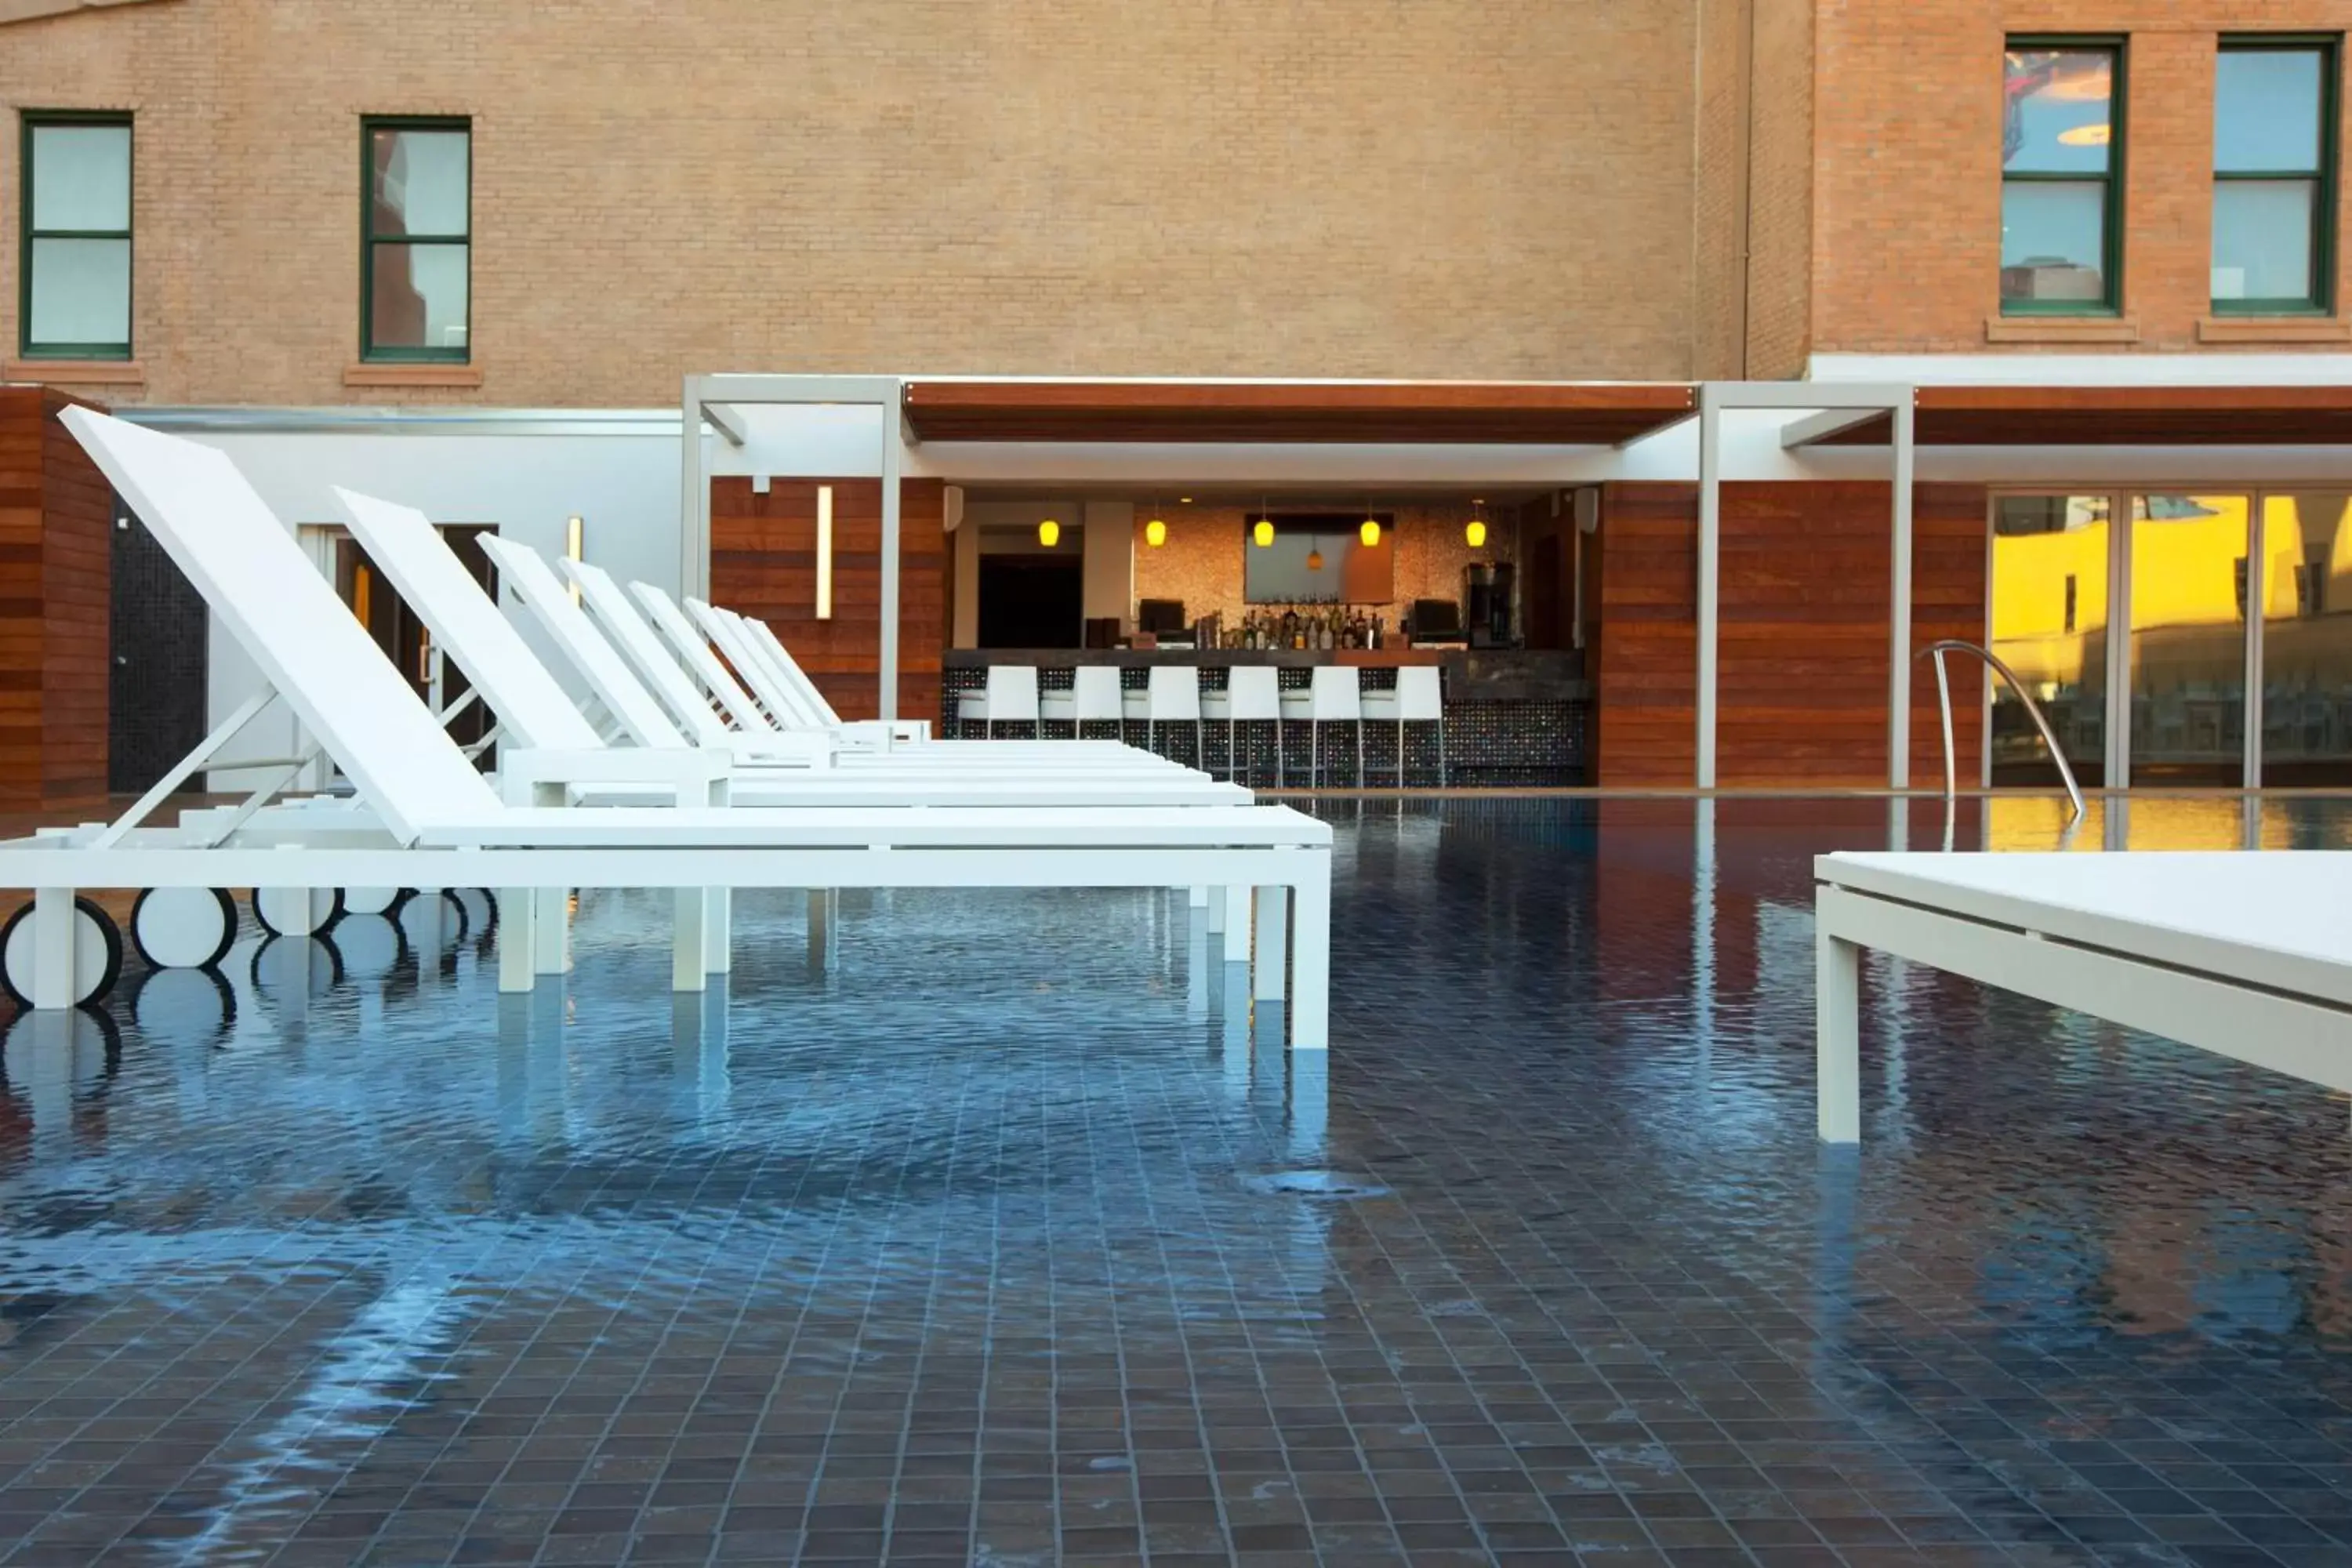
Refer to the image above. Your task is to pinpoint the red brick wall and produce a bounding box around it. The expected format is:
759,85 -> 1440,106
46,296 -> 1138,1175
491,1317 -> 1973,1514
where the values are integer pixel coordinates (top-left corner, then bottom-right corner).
1813,1 -> 2352,356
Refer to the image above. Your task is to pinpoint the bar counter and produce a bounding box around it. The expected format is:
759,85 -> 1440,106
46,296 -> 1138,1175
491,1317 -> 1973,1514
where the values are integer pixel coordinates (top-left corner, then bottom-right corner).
941,648 -> 1589,784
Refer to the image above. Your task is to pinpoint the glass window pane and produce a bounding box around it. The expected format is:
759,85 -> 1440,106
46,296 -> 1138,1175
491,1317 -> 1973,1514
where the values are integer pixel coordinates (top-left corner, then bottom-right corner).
2259,493 -> 2352,785
2216,49 -> 2325,172
27,237 -> 130,347
2130,495 -> 2250,787
2212,180 -> 2317,302
2001,182 -> 2107,302
1990,495 -> 2111,786
369,242 -> 469,350
368,129 -> 469,238
30,122 -> 131,231
2005,49 -> 2114,173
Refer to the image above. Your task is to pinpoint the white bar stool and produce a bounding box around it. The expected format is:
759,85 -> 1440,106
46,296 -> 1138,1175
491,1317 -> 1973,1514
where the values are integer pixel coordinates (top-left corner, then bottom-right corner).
1123,665 -> 1204,764
1038,666 -> 1123,739
1279,666 -> 1363,786
1198,666 -> 1283,786
1360,665 -> 1446,786
955,665 -> 1040,738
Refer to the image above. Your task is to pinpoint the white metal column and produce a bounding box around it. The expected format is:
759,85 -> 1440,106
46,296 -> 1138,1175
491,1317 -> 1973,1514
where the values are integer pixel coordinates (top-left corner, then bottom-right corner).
1696,390 -> 1722,789
682,375 -> 910,722
1888,400 -> 1915,789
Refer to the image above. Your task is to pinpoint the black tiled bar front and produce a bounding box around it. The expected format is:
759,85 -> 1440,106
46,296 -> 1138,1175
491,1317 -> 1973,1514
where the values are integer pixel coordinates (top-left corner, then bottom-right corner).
2,798 -> 2350,1567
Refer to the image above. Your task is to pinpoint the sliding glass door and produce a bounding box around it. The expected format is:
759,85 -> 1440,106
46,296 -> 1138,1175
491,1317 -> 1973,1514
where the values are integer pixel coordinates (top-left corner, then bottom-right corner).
2258,493 -> 2352,786
2127,494 -> 2249,787
1990,495 -> 2112,787
1990,488 -> 2350,788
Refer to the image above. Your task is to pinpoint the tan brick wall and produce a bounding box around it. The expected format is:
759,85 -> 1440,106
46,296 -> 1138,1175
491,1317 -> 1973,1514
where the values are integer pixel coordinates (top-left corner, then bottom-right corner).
1813,0 -> 2352,356
1745,0 -> 1813,376
1693,0 -> 1751,380
0,0 -> 1702,407
1690,0 -> 1815,379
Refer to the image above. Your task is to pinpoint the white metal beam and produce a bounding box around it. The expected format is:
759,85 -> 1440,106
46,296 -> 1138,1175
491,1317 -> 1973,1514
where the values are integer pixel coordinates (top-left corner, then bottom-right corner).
700,401 -> 748,448
1780,406 -> 1888,448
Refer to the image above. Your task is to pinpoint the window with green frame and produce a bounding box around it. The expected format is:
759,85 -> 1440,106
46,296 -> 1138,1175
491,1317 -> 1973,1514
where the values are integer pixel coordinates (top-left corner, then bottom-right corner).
2001,41 -> 2125,314
361,117 -> 470,361
2212,38 -> 2339,314
19,112 -> 133,359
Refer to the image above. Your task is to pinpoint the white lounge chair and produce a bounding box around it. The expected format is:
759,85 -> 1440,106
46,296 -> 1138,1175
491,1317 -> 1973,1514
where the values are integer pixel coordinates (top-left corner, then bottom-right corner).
0,410 -> 1332,1048
333,490 -> 1251,808
1814,848 -> 2352,1143
561,559 -> 1143,768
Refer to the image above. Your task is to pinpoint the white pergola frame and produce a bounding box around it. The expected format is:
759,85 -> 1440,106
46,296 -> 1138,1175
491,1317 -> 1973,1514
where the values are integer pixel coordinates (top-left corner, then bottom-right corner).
680,374 -> 911,722
1694,381 -> 1918,789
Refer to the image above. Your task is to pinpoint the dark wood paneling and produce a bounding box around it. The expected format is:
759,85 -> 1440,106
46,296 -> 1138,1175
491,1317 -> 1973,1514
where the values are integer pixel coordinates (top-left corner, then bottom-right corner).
710,476 -> 946,724
1592,484 -> 1698,786
1817,386 -> 2352,448
0,388 -> 110,808
1591,480 -> 1988,788
902,380 -> 1697,445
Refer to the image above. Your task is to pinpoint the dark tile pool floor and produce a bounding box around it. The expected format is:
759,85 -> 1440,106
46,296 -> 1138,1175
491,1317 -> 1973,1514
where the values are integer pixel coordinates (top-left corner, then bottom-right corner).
3,796 -> 2351,1568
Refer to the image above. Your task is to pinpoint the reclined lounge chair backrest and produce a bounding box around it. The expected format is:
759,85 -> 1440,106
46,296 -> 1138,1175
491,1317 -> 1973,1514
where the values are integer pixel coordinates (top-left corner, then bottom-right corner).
65,409 -> 501,844
561,559 -> 739,746
332,489 -> 606,753
630,582 -> 779,735
475,535 -> 691,751
681,597 -> 823,728
735,615 -> 848,726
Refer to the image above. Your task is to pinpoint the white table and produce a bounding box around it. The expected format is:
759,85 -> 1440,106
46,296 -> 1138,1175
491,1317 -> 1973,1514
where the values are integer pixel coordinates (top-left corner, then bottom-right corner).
1813,850 -> 2352,1143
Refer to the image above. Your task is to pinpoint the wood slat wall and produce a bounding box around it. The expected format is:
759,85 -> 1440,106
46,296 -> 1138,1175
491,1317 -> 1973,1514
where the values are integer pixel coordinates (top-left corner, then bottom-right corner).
1591,485 -> 1698,785
0,388 -> 110,809
1592,481 -> 1988,787
709,477 -> 944,724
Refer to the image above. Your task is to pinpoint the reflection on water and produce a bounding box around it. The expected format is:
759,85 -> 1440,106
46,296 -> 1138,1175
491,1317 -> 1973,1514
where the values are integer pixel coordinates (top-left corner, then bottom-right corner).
1,800 -> 2349,1561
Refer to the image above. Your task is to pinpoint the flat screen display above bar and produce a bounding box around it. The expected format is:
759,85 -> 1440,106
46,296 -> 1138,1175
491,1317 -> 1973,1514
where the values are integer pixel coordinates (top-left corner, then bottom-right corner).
1243,514 -> 1395,604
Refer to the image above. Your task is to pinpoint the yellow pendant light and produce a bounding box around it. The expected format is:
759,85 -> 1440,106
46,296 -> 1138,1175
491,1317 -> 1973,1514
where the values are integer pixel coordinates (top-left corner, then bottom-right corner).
1038,517 -> 1060,548
1145,516 -> 1167,548
1465,497 -> 1488,550
1252,517 -> 1273,548
1359,517 -> 1381,548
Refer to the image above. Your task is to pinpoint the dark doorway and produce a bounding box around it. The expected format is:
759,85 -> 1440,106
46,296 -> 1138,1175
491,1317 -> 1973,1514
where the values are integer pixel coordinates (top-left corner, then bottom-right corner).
1526,532 -> 1563,649
332,524 -> 498,764
108,497 -> 210,793
977,555 -> 1083,648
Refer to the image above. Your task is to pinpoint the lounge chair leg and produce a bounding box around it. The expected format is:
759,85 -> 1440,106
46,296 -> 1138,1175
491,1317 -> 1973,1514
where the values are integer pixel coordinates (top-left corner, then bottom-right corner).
31,887 -> 74,1011
704,887 -> 731,975
1221,885 -> 1250,965
672,888 -> 708,993
498,888 -> 536,993
1817,929 -> 1861,1144
532,887 -> 570,975
1289,869 -> 1331,1051
1253,886 -> 1289,1002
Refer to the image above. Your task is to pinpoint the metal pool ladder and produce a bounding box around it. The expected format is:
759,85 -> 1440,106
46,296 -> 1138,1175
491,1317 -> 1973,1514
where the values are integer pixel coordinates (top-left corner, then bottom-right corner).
1916,639 -> 2087,826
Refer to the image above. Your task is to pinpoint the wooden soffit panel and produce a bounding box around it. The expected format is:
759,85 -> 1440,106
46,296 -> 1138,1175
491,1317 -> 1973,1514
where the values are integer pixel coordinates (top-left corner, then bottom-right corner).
1809,385 -> 2352,447
901,380 -> 1697,445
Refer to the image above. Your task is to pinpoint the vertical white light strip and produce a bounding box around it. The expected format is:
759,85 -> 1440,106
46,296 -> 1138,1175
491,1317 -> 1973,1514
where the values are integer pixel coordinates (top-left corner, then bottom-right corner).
566,514 -> 584,604
815,485 -> 834,620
